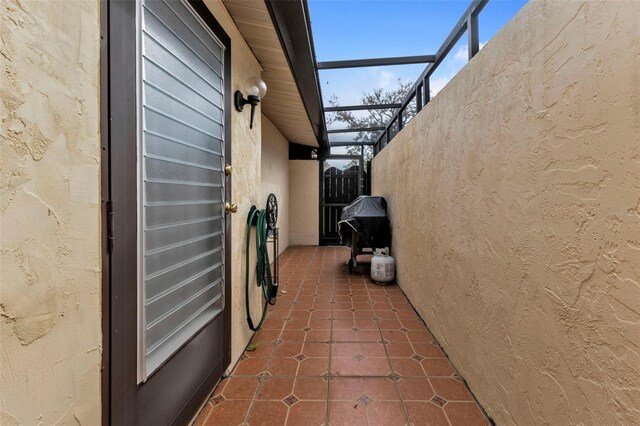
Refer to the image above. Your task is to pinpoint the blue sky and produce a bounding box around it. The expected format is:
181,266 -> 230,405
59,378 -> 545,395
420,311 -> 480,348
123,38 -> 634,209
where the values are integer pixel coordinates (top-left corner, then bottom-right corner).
308,0 -> 527,109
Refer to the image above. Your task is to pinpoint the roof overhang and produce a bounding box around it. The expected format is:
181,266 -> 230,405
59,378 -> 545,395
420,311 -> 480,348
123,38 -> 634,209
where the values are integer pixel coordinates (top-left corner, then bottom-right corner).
221,0 -> 328,149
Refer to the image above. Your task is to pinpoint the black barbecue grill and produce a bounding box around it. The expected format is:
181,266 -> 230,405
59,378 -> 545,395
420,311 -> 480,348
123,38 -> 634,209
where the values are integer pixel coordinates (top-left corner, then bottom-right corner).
338,196 -> 391,273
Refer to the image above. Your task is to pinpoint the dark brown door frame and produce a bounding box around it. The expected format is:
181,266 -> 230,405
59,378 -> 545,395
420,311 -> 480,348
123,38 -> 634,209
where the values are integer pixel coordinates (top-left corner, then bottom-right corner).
99,0 -> 110,424
100,1 -> 232,424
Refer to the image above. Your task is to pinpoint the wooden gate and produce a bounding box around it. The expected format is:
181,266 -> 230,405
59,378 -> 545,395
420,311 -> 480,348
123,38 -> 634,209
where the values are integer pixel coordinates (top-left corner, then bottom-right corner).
320,159 -> 370,245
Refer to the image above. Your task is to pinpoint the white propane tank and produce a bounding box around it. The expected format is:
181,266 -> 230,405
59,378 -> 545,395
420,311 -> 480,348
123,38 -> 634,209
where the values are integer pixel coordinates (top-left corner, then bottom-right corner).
371,248 -> 395,284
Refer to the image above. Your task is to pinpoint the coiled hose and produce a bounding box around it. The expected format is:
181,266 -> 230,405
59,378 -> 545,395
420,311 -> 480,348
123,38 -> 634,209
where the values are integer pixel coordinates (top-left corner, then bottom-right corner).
245,207 -> 276,331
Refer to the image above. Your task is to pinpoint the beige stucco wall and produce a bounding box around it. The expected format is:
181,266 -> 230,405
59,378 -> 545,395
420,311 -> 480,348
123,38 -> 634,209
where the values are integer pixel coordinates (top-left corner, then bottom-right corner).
201,0 -> 265,372
0,0 -> 273,421
261,115 -> 290,257
372,1 -> 640,425
0,0 -> 102,424
289,160 -> 319,246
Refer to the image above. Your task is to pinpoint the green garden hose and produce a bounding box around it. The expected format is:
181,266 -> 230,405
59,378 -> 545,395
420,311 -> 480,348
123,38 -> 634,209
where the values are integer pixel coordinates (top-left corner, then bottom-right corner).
245,206 -> 276,331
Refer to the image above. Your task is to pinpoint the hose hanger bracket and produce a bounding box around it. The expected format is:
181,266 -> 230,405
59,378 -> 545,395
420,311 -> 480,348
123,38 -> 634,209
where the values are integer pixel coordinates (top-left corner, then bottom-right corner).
244,194 -> 279,331
266,193 -> 278,234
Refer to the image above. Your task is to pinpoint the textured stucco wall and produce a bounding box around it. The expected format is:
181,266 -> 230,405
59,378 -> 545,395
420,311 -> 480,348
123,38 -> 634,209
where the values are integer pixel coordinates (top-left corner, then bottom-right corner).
261,115 -> 290,257
0,0 -> 102,424
372,2 -> 640,425
0,0 -> 269,421
201,0 -> 264,371
289,160 -> 319,246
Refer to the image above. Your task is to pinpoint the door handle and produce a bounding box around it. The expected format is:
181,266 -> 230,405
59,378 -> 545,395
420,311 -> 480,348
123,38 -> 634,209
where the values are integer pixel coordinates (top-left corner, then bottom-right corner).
225,202 -> 238,214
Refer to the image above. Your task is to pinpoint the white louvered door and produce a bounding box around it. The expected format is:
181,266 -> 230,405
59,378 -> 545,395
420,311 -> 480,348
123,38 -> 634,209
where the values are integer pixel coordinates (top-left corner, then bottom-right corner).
137,0 -> 226,380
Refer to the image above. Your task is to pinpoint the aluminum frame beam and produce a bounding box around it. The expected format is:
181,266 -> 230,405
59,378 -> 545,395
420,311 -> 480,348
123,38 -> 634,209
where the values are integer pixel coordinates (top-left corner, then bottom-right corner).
374,0 -> 489,153
317,55 -> 435,70
324,103 -> 401,112
329,142 -> 376,147
327,127 -> 385,134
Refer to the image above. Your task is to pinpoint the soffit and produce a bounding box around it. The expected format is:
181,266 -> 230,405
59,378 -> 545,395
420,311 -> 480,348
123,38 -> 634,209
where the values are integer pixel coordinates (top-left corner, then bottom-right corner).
222,0 -> 318,147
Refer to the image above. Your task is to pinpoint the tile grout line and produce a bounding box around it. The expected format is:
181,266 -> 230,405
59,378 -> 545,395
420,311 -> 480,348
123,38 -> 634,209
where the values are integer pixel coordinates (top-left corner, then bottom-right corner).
384,277 -> 489,426
301,247 -> 330,425
244,248 -> 307,425
235,272 -> 280,423
377,315 -> 412,426
197,401 -> 213,425
326,249 -> 334,426
204,247 -> 489,425
366,267 -> 386,426
239,374 -> 262,426
229,373 -> 461,378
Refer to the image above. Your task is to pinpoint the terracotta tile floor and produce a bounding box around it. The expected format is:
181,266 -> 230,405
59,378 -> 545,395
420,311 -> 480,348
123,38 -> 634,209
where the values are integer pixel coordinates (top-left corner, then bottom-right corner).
195,246 -> 489,426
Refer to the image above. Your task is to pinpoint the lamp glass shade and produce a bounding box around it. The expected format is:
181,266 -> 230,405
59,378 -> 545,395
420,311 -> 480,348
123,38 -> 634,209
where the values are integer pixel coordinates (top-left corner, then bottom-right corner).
245,77 -> 267,98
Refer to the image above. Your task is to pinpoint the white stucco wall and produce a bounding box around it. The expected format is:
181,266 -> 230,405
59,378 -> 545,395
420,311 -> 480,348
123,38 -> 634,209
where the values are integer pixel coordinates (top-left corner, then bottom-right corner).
201,0 -> 265,373
261,115 -> 290,257
372,2 -> 640,425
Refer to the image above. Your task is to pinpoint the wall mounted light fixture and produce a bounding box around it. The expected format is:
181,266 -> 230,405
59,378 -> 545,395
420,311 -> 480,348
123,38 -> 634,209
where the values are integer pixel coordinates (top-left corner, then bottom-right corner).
235,77 -> 267,129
